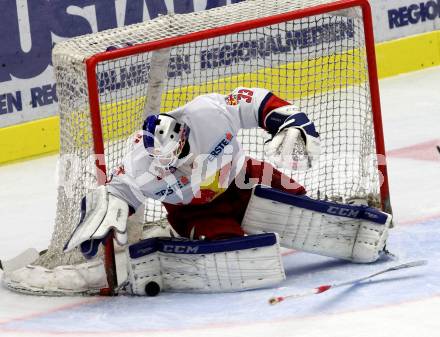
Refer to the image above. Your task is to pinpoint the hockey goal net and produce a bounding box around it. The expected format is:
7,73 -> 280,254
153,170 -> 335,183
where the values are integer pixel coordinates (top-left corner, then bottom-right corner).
7,0 -> 390,294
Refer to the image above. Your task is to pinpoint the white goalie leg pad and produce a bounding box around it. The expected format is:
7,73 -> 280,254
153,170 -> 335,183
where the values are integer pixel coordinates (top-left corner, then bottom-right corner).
242,186 -> 392,263
126,238 -> 163,295
2,259 -> 107,296
126,233 -> 285,295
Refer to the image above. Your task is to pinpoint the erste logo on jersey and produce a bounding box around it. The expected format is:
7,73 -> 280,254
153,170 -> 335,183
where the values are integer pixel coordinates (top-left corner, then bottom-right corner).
154,175 -> 190,197
208,132 -> 233,161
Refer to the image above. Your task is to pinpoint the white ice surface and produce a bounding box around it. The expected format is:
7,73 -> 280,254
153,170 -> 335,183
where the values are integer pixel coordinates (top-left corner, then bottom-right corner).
0,67 -> 439,337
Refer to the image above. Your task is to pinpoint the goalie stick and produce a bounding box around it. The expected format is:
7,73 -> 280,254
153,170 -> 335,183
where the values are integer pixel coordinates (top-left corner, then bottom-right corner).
269,260 -> 427,305
0,248 -> 47,273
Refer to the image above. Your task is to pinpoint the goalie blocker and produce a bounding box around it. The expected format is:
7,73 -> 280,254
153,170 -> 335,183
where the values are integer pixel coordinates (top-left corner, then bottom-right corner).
242,186 -> 392,263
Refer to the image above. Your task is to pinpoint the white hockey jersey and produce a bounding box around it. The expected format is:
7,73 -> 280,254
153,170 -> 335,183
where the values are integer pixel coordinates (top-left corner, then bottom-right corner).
107,87 -> 288,209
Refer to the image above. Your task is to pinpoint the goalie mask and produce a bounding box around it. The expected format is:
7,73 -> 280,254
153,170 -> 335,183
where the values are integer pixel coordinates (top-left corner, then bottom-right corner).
142,114 -> 189,171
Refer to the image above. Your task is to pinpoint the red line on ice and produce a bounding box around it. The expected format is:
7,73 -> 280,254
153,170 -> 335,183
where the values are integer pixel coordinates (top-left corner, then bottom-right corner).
387,139 -> 440,162
0,297 -> 104,329
1,293 -> 440,336
397,212 -> 440,226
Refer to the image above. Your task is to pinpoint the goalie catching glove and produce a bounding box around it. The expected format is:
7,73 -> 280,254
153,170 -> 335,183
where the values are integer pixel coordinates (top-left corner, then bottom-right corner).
64,186 -> 130,258
264,105 -> 320,170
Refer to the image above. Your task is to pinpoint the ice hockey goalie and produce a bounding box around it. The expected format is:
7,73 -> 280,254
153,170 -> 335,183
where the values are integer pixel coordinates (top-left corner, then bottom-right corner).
3,87 -> 392,296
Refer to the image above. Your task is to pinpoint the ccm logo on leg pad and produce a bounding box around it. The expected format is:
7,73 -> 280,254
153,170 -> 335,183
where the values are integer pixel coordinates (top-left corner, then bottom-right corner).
162,245 -> 199,254
327,206 -> 360,218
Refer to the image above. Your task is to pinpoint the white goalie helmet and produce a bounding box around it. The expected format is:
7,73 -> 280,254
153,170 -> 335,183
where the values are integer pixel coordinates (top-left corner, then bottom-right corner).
142,114 -> 190,170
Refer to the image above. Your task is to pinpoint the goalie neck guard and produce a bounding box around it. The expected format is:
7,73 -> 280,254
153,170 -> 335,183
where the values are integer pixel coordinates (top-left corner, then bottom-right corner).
142,114 -> 190,171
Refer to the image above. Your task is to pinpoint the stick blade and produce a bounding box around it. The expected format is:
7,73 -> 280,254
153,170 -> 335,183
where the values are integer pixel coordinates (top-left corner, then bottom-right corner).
0,248 -> 40,272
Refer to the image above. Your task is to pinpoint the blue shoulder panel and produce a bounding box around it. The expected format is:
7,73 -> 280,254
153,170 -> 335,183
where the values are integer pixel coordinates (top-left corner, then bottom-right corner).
254,186 -> 389,225
129,233 -> 277,258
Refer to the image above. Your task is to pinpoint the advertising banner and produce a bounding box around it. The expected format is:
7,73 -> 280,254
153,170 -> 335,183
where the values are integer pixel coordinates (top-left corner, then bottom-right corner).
370,0 -> 440,42
0,0 -> 241,128
0,0 -> 439,129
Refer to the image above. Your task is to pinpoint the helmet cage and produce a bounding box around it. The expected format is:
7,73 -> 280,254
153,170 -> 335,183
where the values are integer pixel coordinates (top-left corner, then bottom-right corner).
142,114 -> 189,170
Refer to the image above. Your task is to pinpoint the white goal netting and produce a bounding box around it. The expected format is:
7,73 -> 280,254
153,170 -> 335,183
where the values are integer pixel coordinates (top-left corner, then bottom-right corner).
35,0 -> 382,274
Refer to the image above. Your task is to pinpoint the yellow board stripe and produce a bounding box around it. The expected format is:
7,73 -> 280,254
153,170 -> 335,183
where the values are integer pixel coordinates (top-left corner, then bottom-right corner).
0,117 -> 59,164
160,48 -> 366,109
94,48 -> 365,146
376,31 -> 440,78
1,30 -> 440,165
